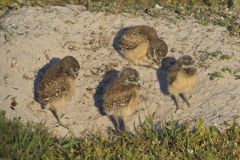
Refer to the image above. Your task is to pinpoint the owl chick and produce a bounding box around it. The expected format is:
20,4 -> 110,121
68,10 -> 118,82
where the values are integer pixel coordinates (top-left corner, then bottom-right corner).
38,56 -> 80,127
162,55 -> 197,111
119,25 -> 168,68
103,67 -> 140,131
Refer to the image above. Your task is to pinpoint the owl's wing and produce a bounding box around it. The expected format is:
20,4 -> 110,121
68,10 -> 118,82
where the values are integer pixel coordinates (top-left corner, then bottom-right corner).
120,27 -> 148,50
168,75 -> 177,85
137,26 -> 159,42
103,84 -> 138,111
39,74 -> 69,103
168,69 -> 178,85
120,32 -> 139,49
182,68 -> 197,76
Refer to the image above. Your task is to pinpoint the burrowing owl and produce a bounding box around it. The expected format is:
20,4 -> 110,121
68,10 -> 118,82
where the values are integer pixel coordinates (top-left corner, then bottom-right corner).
103,67 -> 140,131
38,56 -> 80,127
162,55 -> 197,111
119,25 -> 168,68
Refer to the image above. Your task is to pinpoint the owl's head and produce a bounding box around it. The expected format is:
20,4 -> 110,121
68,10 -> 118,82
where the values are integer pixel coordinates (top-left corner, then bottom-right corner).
177,55 -> 195,66
119,67 -> 140,84
161,56 -> 182,72
61,56 -> 80,79
148,40 -> 168,64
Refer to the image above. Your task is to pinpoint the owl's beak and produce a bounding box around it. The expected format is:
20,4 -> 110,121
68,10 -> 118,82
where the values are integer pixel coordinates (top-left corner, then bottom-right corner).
137,80 -> 141,84
74,71 -> 79,79
136,81 -> 141,88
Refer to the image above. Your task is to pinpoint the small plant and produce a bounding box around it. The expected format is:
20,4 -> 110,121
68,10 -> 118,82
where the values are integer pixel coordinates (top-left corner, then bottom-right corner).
222,67 -> 240,80
197,50 -> 222,62
209,71 -> 224,80
222,67 -> 233,74
214,18 -> 231,27
233,69 -> 240,80
220,55 -> 232,60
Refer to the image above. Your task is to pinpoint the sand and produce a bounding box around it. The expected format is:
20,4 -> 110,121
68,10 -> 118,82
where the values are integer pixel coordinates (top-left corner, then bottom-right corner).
0,5 -> 240,136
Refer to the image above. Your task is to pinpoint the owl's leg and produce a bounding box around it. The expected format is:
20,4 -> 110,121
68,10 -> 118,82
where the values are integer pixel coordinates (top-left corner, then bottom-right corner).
148,62 -> 158,70
136,57 -> 158,70
49,107 -> 70,131
117,116 -> 126,131
108,115 -> 126,132
170,95 -> 180,112
138,57 -> 152,67
137,63 -> 158,70
108,115 -> 120,131
179,93 -> 190,107
49,107 -> 61,124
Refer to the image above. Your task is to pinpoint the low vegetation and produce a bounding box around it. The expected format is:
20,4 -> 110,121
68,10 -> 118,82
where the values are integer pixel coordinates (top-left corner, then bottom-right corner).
1,111 -> 240,159
1,0 -> 240,36
209,68 -> 240,80
0,1 -> 240,159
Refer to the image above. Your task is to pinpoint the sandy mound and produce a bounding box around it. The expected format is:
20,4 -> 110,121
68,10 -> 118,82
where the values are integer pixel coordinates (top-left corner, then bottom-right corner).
0,5 -> 240,136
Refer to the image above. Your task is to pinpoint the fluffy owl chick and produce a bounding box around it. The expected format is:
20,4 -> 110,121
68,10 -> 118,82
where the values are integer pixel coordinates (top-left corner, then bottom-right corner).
38,56 -> 80,126
119,25 -> 168,68
163,55 -> 197,111
103,67 -> 140,131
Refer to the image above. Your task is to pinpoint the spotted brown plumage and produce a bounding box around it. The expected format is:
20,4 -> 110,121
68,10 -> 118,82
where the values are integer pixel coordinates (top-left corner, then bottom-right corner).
38,56 -> 80,127
103,67 -> 140,130
120,29 -> 148,50
104,83 -> 139,113
39,73 -> 69,103
119,25 -> 168,68
162,55 -> 197,111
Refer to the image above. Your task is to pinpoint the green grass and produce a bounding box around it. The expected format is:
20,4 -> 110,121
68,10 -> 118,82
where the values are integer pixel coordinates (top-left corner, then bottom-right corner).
1,111 -> 240,159
1,0 -> 240,36
0,1 -> 240,157
0,0 -> 86,16
0,111 -> 58,159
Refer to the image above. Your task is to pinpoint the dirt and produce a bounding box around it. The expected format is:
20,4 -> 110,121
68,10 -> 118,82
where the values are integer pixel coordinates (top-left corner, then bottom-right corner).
0,5 -> 240,137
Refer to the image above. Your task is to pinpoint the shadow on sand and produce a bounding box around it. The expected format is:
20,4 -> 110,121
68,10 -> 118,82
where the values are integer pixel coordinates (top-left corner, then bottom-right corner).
156,67 -> 169,96
112,27 -> 129,55
156,56 -> 178,95
93,69 -> 119,115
